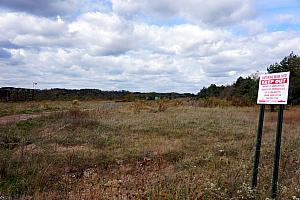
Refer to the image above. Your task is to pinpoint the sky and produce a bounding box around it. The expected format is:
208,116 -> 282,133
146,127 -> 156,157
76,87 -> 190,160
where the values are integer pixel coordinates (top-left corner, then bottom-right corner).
0,0 -> 300,93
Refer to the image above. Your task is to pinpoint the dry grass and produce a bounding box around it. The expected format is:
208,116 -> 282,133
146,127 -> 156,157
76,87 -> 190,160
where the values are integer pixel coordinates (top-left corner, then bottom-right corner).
0,101 -> 299,199
0,100 -> 114,117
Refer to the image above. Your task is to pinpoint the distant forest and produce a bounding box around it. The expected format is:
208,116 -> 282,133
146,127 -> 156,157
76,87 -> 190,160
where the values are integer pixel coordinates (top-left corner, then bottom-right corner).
0,87 -> 195,102
1,53 -> 299,104
198,52 -> 300,105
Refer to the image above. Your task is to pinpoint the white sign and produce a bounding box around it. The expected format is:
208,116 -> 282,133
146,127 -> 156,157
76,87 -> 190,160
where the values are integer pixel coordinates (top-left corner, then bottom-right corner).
257,72 -> 290,104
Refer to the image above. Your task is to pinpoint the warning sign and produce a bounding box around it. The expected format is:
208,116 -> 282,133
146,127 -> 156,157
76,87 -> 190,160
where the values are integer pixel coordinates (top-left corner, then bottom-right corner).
257,72 -> 290,104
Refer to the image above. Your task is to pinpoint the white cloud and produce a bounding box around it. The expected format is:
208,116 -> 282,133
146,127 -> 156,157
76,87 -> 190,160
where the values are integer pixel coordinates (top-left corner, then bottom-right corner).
0,0 -> 83,17
112,0 -> 255,26
0,12 -> 69,48
1,1 -> 300,92
239,20 -> 266,35
275,14 -> 300,25
68,12 -> 137,55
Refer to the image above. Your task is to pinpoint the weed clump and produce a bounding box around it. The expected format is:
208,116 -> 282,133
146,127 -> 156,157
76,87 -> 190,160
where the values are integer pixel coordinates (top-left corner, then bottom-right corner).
157,99 -> 168,112
72,99 -> 79,106
163,150 -> 185,164
51,107 -> 98,129
132,100 -> 146,113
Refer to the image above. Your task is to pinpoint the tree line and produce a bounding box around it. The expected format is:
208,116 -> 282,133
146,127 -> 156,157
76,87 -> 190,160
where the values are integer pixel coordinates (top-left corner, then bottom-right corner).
0,87 -> 195,102
197,52 -> 300,105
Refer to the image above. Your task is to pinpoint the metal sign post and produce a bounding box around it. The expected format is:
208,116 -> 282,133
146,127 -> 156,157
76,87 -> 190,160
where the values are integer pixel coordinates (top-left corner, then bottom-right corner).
252,72 -> 290,199
271,104 -> 284,198
251,104 -> 265,188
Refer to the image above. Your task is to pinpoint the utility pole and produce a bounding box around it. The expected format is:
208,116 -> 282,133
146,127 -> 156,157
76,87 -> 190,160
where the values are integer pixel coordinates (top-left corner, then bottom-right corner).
32,81 -> 37,100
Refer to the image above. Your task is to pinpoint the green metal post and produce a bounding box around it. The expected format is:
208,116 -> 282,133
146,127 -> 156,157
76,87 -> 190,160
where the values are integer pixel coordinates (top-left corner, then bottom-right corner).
251,104 -> 265,189
271,105 -> 284,199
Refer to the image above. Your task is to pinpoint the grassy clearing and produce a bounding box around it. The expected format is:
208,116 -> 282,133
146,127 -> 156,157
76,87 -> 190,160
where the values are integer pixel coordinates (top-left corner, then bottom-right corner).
0,100 -> 299,199
0,101 -> 62,117
0,100 -> 119,117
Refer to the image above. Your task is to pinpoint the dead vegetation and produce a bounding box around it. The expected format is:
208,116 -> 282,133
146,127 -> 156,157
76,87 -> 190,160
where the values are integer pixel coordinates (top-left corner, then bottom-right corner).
0,100 -> 299,199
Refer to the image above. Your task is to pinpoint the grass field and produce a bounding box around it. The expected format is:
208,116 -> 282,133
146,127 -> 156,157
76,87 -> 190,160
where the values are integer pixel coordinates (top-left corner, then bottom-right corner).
0,100 -> 299,199
0,100 -> 115,117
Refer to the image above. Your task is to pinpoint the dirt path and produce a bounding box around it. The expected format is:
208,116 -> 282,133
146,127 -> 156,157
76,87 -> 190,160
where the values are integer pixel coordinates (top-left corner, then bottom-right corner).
0,108 -> 93,125
0,113 -> 43,125
0,102 -> 120,126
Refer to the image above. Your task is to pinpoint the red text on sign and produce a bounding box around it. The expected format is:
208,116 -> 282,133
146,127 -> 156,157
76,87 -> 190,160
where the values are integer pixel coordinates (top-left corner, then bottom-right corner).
261,78 -> 287,85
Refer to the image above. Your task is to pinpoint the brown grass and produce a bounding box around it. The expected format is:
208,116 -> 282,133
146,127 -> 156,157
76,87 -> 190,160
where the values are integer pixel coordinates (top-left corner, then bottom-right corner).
0,101 -> 299,199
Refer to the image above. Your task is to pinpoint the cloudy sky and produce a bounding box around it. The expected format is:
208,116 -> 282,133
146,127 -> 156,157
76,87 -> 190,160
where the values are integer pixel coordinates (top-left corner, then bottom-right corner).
0,0 -> 300,93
